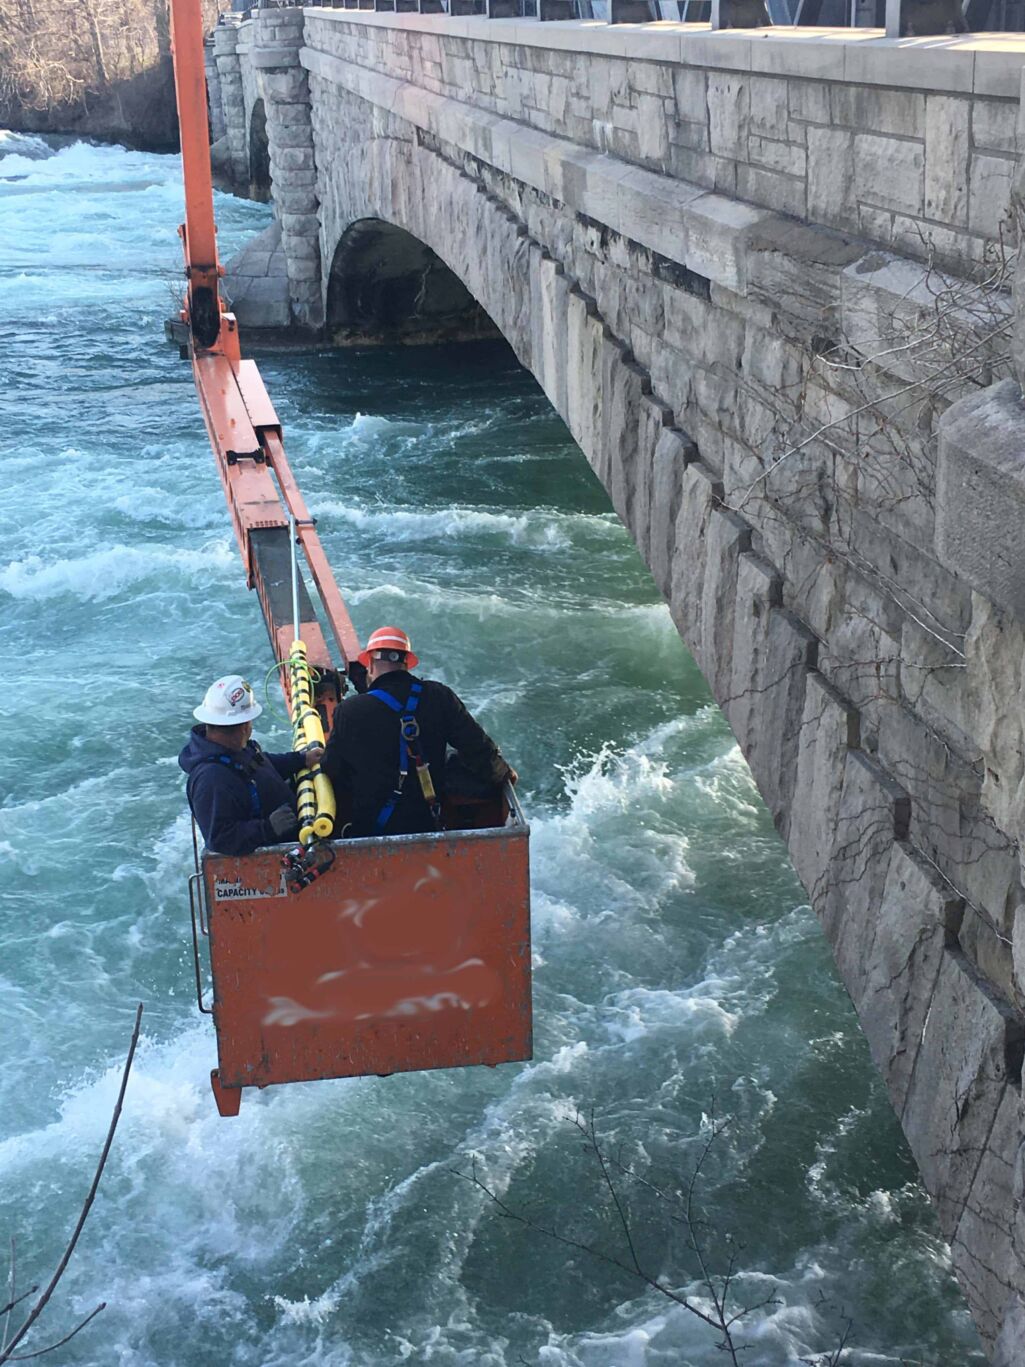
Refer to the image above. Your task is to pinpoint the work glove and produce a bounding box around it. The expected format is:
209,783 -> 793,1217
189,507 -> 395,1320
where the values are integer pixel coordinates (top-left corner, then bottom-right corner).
269,804 -> 299,840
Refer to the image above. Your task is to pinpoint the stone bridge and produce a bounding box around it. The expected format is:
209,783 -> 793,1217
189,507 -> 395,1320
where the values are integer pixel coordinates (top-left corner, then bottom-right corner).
207,9 -> 1025,1355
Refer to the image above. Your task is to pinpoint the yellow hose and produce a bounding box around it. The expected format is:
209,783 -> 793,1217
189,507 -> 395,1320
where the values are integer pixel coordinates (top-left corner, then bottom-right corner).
288,640 -> 335,843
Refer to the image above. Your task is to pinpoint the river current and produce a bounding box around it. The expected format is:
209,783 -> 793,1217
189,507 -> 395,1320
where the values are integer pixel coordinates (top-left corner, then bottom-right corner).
0,132 -> 985,1366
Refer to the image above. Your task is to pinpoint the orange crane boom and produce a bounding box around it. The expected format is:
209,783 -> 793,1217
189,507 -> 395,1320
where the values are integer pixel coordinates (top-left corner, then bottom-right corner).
168,0 -> 360,678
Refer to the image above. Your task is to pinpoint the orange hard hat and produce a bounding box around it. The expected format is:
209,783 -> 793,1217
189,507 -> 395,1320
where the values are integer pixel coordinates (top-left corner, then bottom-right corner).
357,625 -> 420,670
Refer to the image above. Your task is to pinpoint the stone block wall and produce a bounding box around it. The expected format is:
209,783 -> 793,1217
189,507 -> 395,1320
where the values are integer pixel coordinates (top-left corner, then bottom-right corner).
213,11 -> 323,329
303,13 -> 1023,272
249,7 -> 323,328
236,19 -> 260,156
212,21 -> 248,187
217,12 -> 1025,1354
204,36 -> 227,145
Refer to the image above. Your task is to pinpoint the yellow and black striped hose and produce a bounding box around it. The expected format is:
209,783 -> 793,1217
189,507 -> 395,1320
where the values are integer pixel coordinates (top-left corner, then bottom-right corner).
288,640 -> 335,844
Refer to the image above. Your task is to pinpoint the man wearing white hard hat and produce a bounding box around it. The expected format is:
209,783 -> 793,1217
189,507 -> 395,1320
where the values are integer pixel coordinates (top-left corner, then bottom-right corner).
178,674 -> 325,856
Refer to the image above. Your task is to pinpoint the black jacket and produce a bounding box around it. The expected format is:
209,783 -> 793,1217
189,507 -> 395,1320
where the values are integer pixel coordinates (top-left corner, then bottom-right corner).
178,726 -> 304,855
321,670 -> 510,836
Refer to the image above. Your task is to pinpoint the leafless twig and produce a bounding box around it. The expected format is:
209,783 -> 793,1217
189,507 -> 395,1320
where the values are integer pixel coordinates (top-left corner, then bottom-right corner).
456,1104 -> 779,1365
1,1305 -> 106,1363
0,1275 -> 36,1341
0,1003 -> 143,1366
800,1297 -> 853,1365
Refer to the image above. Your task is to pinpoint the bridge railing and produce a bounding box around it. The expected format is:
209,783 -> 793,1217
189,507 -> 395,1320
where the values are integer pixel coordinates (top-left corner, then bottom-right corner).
292,0 -> 1021,35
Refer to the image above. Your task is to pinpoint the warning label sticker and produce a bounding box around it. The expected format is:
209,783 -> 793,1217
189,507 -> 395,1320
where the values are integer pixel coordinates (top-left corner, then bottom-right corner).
213,872 -> 288,902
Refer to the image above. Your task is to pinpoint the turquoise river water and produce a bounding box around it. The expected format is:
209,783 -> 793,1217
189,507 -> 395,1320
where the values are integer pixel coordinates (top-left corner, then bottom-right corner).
0,132 -> 986,1365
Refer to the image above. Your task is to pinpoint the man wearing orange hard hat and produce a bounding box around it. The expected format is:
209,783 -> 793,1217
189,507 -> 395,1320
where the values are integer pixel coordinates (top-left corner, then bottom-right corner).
322,625 -> 517,838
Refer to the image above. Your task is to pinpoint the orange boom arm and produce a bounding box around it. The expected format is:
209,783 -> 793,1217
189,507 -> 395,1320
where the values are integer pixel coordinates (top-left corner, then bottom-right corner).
168,0 -> 360,677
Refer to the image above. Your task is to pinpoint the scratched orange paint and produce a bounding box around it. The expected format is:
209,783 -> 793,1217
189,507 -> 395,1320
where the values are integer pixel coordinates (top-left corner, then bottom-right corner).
202,823 -> 532,1094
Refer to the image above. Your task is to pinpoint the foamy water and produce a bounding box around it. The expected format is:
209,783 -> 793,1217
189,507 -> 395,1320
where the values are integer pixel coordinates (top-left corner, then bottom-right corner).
0,135 -> 983,1365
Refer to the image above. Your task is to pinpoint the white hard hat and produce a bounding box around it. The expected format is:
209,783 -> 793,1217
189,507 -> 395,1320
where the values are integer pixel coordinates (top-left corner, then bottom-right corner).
193,675 -> 262,726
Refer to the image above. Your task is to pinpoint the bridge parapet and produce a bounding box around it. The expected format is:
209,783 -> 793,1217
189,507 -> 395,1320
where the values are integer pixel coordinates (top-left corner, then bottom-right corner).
305,12 -> 1024,268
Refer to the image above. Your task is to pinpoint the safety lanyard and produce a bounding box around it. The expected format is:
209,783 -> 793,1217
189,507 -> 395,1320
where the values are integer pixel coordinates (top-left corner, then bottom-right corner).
368,681 -> 441,833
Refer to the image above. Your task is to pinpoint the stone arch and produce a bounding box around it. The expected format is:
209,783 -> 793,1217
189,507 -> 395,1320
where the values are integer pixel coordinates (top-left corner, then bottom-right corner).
324,218 -> 498,347
248,99 -> 271,203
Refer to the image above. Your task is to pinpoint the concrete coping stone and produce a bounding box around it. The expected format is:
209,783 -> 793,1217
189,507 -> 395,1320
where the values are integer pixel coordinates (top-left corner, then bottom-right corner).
252,43 -> 303,69
301,7 -> 1025,96
212,25 -> 240,52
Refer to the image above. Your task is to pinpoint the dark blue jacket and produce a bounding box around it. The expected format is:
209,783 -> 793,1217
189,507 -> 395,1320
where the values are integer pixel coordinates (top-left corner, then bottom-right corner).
179,725 -> 304,855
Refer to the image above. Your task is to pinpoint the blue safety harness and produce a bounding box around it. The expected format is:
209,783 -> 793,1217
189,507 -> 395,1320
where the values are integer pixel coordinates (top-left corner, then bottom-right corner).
368,681 -> 442,834
187,752 -> 262,820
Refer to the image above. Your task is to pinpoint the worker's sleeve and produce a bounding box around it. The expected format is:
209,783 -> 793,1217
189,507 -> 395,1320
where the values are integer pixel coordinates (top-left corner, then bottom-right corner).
320,715 -> 354,792
267,751 -> 306,780
441,685 -> 512,786
189,767 -> 275,855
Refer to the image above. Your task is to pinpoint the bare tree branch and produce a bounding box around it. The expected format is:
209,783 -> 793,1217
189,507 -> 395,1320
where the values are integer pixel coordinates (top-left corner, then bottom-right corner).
0,1289 -> 37,1327
455,1106 -> 786,1365
3,1304 -> 107,1362
2,1240 -> 23,1352
0,1002 -> 143,1366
